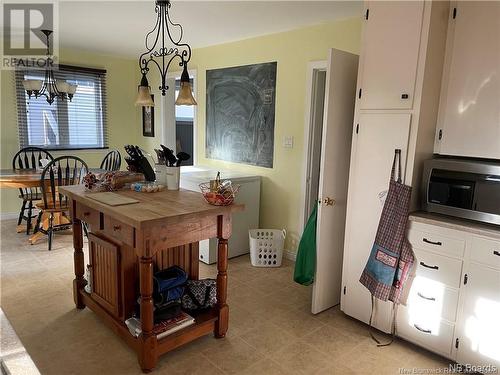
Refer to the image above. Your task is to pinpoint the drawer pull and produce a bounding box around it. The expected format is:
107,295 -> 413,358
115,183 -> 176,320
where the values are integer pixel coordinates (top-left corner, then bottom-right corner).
417,292 -> 436,301
419,261 -> 439,270
113,225 -> 121,231
494,251 -> 500,257
423,238 -> 442,246
414,324 -> 432,334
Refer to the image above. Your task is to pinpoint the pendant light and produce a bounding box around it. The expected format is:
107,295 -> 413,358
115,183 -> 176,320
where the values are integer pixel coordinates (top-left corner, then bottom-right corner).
136,0 -> 196,107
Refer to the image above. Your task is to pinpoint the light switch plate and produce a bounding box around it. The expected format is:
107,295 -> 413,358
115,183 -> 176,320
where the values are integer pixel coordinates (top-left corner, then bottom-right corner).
283,136 -> 294,148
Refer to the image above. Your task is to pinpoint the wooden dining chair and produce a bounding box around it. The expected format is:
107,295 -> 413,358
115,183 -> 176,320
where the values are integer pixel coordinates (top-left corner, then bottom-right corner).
100,150 -> 121,171
12,147 -> 54,234
34,156 -> 88,250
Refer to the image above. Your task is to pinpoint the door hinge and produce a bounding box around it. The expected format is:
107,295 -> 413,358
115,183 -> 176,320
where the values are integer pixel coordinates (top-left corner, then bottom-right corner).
452,7 -> 457,19
358,88 -> 362,99
356,124 -> 359,134
343,286 -> 347,295
438,129 -> 443,140
365,8 -> 369,20
455,338 -> 460,349
464,273 -> 468,285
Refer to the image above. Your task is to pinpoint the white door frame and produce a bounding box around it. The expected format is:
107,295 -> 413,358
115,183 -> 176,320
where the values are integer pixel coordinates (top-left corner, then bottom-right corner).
164,69 -> 198,165
299,60 -> 328,234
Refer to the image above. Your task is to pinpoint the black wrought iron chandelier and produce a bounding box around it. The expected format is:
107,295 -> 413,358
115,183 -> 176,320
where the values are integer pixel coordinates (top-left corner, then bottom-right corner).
22,30 -> 77,105
135,0 -> 197,107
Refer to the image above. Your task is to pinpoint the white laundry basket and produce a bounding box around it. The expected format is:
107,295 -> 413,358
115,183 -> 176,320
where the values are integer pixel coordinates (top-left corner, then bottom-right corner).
249,229 -> 286,267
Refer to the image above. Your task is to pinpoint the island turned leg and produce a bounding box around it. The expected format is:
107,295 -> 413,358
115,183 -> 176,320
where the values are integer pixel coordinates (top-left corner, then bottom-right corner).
138,256 -> 157,372
215,216 -> 229,338
72,217 -> 86,309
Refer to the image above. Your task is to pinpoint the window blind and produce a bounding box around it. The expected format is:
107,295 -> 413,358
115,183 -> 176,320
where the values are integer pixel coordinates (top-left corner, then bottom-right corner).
15,65 -> 108,150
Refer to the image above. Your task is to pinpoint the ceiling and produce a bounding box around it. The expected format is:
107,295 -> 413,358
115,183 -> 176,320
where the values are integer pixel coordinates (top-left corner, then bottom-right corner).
58,1 -> 362,57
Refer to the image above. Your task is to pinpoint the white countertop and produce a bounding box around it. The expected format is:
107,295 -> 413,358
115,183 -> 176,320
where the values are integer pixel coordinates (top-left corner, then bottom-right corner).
409,211 -> 500,240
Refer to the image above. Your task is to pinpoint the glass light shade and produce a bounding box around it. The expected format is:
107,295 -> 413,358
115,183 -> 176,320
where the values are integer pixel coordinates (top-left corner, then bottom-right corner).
31,80 -> 43,91
135,86 -> 155,107
67,84 -> 77,95
56,80 -> 70,93
22,80 -> 31,90
175,81 -> 197,106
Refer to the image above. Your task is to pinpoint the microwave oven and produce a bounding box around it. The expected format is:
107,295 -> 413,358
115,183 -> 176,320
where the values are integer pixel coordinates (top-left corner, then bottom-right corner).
422,158 -> 500,226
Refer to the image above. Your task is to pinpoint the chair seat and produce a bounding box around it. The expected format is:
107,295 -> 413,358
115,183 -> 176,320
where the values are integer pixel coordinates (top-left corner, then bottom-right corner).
35,201 -> 69,212
19,192 -> 43,201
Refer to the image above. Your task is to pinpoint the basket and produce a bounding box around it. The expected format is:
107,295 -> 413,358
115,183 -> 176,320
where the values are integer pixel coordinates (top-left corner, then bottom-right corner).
199,182 -> 240,206
249,229 -> 286,267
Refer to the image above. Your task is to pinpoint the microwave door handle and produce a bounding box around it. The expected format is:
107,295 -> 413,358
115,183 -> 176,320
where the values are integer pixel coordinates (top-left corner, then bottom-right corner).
485,176 -> 500,182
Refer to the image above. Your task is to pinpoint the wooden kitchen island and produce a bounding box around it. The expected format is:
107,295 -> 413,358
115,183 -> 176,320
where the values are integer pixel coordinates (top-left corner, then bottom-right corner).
59,185 -> 243,372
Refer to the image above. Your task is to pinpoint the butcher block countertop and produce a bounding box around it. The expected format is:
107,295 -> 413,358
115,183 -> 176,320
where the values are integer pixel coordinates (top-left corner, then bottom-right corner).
409,211 -> 500,240
59,185 -> 244,230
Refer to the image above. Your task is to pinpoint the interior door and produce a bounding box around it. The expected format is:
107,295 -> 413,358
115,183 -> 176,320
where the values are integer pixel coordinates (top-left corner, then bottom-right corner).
341,113 -> 411,332
359,1 -> 424,110
311,49 -> 359,314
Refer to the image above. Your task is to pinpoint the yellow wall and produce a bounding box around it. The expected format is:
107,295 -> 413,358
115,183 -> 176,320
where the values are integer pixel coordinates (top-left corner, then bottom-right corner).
0,48 -> 141,214
178,19 -> 362,251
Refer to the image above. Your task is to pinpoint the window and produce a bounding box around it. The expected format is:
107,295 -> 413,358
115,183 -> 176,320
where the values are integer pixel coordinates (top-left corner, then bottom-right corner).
175,78 -> 194,166
15,65 -> 108,150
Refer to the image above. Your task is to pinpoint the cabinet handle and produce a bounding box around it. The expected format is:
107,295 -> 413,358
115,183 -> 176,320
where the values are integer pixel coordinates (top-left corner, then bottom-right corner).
423,238 -> 442,246
420,261 -> 439,270
494,251 -> 500,257
113,225 -> 121,231
401,93 -> 409,99
417,292 -> 436,301
414,324 -> 432,334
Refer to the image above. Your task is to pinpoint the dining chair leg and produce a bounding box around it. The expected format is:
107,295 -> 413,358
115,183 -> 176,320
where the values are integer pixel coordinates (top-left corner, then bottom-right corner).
33,211 -> 43,234
18,200 -> 26,226
26,200 -> 33,235
48,213 -> 54,251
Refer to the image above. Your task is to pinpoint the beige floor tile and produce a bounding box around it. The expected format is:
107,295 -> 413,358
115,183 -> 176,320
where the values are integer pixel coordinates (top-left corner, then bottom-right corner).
273,340 -> 331,374
240,320 -> 295,356
239,358 -> 290,375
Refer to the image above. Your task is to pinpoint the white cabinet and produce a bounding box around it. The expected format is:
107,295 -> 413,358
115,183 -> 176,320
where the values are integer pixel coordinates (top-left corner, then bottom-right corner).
457,250 -> 500,368
399,217 -> 500,368
358,1 -> 424,110
435,2 -> 500,159
341,113 -> 411,331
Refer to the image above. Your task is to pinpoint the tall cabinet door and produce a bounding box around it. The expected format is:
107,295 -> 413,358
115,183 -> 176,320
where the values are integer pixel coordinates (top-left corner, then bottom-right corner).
341,113 -> 411,333
359,1 -> 424,110
436,2 -> 500,159
457,262 -> 500,368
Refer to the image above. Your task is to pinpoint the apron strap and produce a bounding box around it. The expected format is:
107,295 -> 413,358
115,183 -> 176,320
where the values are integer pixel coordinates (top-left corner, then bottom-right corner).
390,149 -> 402,183
368,295 -> 397,347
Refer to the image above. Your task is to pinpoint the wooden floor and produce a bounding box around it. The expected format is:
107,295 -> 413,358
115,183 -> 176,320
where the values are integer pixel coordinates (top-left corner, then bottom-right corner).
0,219 -> 452,374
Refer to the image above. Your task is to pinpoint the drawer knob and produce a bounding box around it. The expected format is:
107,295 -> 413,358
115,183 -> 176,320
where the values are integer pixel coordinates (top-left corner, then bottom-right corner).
414,324 -> 432,334
419,261 -> 439,270
417,292 -> 436,301
423,238 -> 442,246
113,225 -> 121,231
494,250 -> 500,257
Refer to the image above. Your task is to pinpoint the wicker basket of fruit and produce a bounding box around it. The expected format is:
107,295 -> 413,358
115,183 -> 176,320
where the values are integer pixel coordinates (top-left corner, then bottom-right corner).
199,172 -> 240,206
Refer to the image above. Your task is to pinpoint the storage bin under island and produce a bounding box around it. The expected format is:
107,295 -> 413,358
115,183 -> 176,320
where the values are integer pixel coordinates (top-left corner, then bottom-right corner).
59,185 -> 243,372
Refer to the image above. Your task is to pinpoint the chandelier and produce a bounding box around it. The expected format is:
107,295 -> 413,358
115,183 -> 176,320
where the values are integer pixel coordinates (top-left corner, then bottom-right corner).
135,0 -> 197,107
22,30 -> 77,105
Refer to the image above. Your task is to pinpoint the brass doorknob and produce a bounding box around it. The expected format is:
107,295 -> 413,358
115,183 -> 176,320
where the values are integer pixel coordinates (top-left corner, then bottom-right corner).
323,197 -> 336,206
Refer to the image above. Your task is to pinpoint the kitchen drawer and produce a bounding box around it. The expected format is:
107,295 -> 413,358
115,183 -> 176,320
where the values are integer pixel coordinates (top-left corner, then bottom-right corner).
414,249 -> 463,288
103,216 -> 134,247
397,305 -> 455,359
470,236 -> 500,270
407,277 -> 459,322
409,228 -> 465,258
75,202 -> 101,229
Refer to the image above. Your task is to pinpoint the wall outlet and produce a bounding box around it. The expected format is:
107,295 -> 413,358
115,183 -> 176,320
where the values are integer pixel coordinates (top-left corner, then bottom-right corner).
283,136 -> 294,149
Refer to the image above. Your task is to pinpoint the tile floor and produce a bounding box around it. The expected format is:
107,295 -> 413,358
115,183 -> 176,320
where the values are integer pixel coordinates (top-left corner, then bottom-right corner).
0,219 -> 453,374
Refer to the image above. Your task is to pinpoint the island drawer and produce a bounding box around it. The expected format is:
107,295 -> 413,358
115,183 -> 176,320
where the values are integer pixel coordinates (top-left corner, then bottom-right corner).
75,202 -> 101,229
103,216 -> 134,247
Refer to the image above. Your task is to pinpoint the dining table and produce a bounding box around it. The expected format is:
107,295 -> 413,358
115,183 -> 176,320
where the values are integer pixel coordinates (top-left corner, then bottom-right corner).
0,168 -> 104,244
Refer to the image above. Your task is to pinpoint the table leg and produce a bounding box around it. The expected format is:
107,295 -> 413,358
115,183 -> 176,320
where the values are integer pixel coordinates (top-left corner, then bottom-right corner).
73,217 -> 86,309
215,216 -> 229,338
138,256 -> 157,372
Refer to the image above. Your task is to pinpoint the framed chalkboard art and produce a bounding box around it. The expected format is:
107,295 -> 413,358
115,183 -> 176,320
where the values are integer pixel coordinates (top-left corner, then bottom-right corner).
206,62 -> 277,168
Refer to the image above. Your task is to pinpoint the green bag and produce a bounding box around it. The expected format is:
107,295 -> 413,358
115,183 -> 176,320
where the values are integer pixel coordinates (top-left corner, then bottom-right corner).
294,203 -> 318,285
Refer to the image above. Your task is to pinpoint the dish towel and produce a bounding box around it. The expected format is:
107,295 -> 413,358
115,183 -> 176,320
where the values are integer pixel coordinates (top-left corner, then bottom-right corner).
294,203 -> 318,286
359,150 -> 415,345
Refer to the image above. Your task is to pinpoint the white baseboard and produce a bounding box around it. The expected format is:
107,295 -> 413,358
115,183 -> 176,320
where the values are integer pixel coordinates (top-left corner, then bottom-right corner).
283,249 -> 296,262
0,212 -> 18,221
